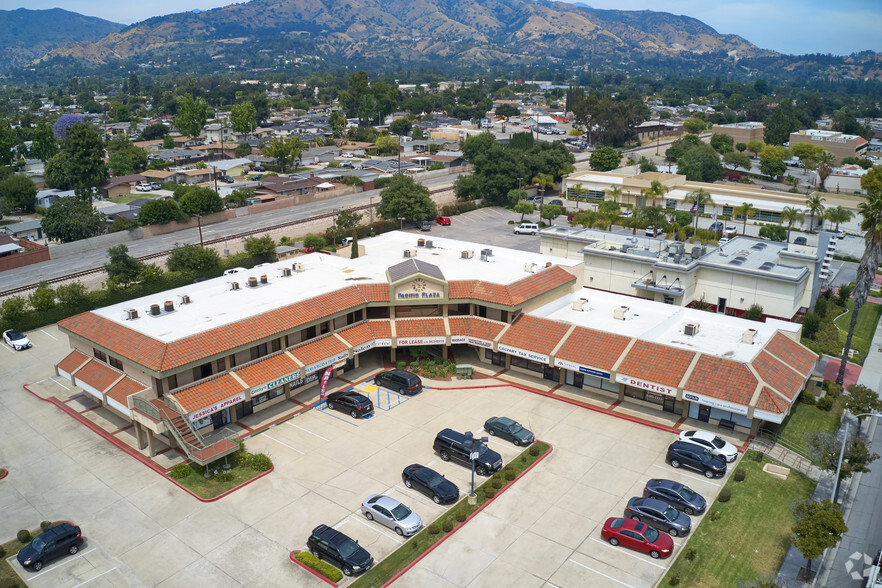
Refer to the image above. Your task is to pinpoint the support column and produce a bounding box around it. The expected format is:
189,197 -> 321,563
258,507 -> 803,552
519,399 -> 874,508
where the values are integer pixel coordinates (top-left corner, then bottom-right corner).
146,429 -> 158,456
135,422 -> 147,450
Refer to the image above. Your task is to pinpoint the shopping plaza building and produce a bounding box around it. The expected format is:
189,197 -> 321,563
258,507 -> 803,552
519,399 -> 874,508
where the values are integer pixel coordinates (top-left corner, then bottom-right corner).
55,232 -> 817,461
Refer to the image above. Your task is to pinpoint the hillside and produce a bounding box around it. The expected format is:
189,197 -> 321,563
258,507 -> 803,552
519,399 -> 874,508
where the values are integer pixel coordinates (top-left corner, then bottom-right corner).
33,0 -> 770,71
0,8 -> 124,70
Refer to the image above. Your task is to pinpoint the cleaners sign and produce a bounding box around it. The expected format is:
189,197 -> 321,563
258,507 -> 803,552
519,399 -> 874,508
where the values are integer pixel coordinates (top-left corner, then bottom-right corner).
615,374 -> 677,397
189,392 -> 246,422
251,371 -> 301,396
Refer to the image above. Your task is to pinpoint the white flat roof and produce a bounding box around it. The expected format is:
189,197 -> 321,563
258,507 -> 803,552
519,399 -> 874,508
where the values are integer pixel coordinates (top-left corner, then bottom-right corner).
93,231 -> 582,343
533,288 -> 799,363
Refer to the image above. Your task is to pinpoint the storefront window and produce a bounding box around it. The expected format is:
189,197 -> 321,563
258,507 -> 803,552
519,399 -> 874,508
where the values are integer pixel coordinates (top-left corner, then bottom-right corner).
252,386 -> 285,406
510,356 -> 544,373
582,373 -> 619,393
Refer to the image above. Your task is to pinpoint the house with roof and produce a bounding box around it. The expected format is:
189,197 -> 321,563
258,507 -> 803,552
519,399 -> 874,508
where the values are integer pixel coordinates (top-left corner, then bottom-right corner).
102,174 -> 149,199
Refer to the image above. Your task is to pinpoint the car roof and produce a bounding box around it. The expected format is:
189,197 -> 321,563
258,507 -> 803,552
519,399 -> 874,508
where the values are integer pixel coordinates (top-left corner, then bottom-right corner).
370,495 -> 403,510
648,478 -> 682,491
670,440 -> 704,453
634,496 -> 668,509
492,416 -> 515,426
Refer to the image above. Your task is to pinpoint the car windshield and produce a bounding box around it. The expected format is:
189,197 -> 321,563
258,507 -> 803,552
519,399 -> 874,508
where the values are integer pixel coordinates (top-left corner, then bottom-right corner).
644,526 -> 660,542
391,503 -> 412,520
337,538 -> 360,558
31,536 -> 46,551
8,331 -> 24,340
664,505 -> 679,521
426,473 -> 446,489
680,486 -> 695,501
510,422 -> 523,434
701,448 -> 715,462
711,436 -> 726,449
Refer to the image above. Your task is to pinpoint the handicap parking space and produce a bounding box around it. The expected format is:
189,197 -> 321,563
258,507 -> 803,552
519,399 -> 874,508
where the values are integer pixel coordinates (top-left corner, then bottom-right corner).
6,539 -> 128,588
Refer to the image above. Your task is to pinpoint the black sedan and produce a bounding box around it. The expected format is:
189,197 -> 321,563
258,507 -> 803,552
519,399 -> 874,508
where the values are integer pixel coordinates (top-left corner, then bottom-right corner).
643,479 -> 707,515
401,464 -> 459,505
325,391 -> 374,419
625,497 -> 692,537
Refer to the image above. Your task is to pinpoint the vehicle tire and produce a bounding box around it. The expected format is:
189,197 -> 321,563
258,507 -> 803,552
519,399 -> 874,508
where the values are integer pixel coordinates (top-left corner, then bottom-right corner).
650,550 -> 661,559
399,387 -> 405,395
608,537 -> 619,546
531,231 -> 537,236
476,465 -> 487,476
405,479 -> 413,488
327,401 -> 335,410
433,495 -> 442,504
69,544 -> 79,555
350,410 -> 358,418
704,469 -> 715,479
440,450 -> 450,461
669,529 -> 679,537
513,439 -> 521,446
670,458 -> 681,469
395,527 -> 404,536
343,566 -> 353,577
33,561 -> 43,572
631,515 -> 640,521
684,507 -> 694,515
365,511 -> 373,521
311,549 -> 321,559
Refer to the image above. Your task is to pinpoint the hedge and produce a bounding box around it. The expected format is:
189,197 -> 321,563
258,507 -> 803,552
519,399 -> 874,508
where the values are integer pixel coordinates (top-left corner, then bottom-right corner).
295,551 -> 343,582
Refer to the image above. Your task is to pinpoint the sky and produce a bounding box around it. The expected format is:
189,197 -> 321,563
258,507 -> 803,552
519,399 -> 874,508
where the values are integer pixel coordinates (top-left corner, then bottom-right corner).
4,0 -> 881,56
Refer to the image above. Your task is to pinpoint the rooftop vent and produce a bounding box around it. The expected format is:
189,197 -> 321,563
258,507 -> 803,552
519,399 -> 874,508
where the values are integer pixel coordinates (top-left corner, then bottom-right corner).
125,309 -> 139,320
751,243 -> 768,250
293,262 -> 304,272
684,322 -> 700,336
613,305 -> 630,320
525,263 -> 537,273
404,249 -> 417,258
425,240 -> 433,249
417,238 -> 425,247
149,304 -> 161,316
247,277 -> 258,288
164,300 -> 174,312
229,281 -> 240,291
281,267 -> 292,277
572,297 -> 588,311
461,250 -> 473,259
260,275 -> 268,284
758,262 -> 775,271
742,328 -> 758,344
481,248 -> 493,258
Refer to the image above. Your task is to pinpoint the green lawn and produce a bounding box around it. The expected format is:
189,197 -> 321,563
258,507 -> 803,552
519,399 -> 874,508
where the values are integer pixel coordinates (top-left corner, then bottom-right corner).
835,300 -> 882,365
661,452 -> 816,588
109,193 -> 159,204
774,399 -> 843,452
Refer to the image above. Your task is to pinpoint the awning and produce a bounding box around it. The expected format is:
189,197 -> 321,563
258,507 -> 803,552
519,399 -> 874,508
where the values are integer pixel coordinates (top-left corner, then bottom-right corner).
315,182 -> 335,189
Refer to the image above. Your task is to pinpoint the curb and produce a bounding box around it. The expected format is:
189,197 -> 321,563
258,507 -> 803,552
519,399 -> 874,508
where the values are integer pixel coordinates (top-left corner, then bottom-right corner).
289,551 -> 338,587
23,384 -> 273,502
381,441 -> 554,587
0,469 -> 7,481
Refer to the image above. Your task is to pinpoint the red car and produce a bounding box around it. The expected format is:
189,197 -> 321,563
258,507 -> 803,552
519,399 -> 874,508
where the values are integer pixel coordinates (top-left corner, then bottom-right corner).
436,216 -> 451,226
601,517 -> 673,559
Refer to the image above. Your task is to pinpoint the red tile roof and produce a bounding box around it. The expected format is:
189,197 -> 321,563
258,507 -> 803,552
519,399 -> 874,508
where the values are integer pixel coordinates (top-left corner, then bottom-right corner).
765,333 -> 817,375
395,318 -> 446,338
447,266 -> 576,306
498,315 -> 571,355
336,322 -> 376,347
57,350 -> 91,375
356,283 -> 390,303
448,317 -> 507,341
173,374 -> 246,412
684,355 -> 758,406
106,376 -> 149,406
291,334 -> 349,366
756,386 -> 791,414
617,341 -> 696,388
59,313 -> 167,371
751,351 -> 805,401
234,352 -> 301,388
75,359 -> 122,393
555,326 -> 631,371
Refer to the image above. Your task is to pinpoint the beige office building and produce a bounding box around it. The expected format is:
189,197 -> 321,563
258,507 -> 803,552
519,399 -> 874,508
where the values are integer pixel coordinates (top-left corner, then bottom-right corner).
789,129 -> 869,162
711,122 -> 765,145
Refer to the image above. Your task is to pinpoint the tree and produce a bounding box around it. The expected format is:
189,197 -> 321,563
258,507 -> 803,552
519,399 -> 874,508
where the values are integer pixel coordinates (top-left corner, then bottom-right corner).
30,120 -> 58,163
174,94 -> 212,141
540,204 -> 563,224
0,296 -> 27,323
805,430 -> 879,498
461,133 -> 497,162
244,235 -> 276,260
106,135 -> 147,176
590,147 -> 622,172
350,232 -> 359,259
735,142 -> 747,153
641,179 -> 669,208
495,104 -> 519,118
225,187 -> 254,208
234,143 -> 252,158
815,150 -> 836,191
42,197 -> 106,242
805,194 -> 827,233
758,224 -> 787,241
377,174 -> 437,224
571,210 -> 598,228
779,206 -> 805,242
328,111 -> 346,138
28,283 -> 56,312
0,174 -> 37,214
104,244 -> 144,288
677,144 -> 724,183
862,166 -> 882,195
53,114 -> 84,140
336,209 -> 363,237
845,384 -> 882,435
683,118 -> 707,134
514,201 -> 534,222
63,123 -> 108,200
531,173 -> 555,203
56,282 -> 87,306
639,205 -> 668,234
389,118 -> 412,137
162,135 -> 175,149
685,189 -> 714,232
723,151 -> 751,171
166,243 -> 221,273
140,123 -> 169,141
263,135 -> 303,173
375,133 -> 400,155
637,156 -> 657,173
759,157 -> 787,179
791,499 -> 847,577
139,199 -> 183,225
710,133 -> 734,154
230,101 -> 257,135
178,186 -> 224,216
825,206 -> 854,233
746,139 -> 765,159
734,202 -> 756,234
764,101 -> 801,146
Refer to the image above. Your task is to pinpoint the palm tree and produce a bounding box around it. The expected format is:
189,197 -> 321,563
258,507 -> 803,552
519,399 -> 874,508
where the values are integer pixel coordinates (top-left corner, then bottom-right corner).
837,192 -> 882,385
816,150 -> 836,192
640,179 -> 669,208
825,205 -> 855,233
640,205 -> 668,236
806,194 -> 827,233
685,188 -> 714,233
779,206 -> 805,243
733,202 -> 756,235
605,185 -> 623,203
531,173 -> 555,207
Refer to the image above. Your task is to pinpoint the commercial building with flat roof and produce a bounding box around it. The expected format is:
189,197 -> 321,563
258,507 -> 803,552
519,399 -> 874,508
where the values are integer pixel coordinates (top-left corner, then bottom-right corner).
711,122 -> 765,145
790,129 -> 869,162
55,232 -> 816,461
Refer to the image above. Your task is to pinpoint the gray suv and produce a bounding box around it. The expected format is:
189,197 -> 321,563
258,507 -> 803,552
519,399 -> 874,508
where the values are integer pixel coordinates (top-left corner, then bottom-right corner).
433,428 -> 502,476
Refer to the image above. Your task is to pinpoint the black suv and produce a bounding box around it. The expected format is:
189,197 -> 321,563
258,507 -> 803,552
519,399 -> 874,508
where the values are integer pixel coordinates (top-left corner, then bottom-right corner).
433,428 -> 502,476
325,391 -> 374,419
666,441 -> 727,479
17,522 -> 84,571
307,524 -> 373,576
374,369 -> 422,395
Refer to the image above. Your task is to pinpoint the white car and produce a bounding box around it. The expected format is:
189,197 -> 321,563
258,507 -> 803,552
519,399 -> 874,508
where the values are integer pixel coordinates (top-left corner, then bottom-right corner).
724,225 -> 737,236
341,153 -> 354,158
718,237 -> 729,246
3,329 -> 32,351
135,182 -> 152,192
677,430 -> 738,463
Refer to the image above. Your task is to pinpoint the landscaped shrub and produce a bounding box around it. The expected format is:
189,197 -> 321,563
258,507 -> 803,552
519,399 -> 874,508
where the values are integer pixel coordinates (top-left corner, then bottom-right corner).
456,510 -> 467,522
249,453 -> 273,472
504,467 -> 516,481
170,463 -> 192,479
684,548 -> 697,561
734,469 -> 746,482
668,575 -> 681,586
428,523 -> 440,535
746,449 -> 764,462
396,360 -> 406,370
799,390 -> 817,405
295,552 -> 343,582
718,489 -> 731,502
709,510 -> 722,521
40,520 -> 52,530
529,445 -> 540,456
0,578 -> 16,588
213,471 -> 234,482
0,545 -> 5,558
484,488 -> 496,499
441,520 -> 454,533
492,478 -> 503,489
817,395 -> 834,411
17,529 -> 31,543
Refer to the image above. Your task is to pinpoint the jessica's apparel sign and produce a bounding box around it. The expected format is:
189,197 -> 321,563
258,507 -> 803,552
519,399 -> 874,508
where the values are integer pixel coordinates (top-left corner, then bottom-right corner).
190,393 -> 246,421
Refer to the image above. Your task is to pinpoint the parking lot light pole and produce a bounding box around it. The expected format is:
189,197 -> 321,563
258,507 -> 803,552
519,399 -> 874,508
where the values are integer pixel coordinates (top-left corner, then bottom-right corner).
464,431 -> 488,504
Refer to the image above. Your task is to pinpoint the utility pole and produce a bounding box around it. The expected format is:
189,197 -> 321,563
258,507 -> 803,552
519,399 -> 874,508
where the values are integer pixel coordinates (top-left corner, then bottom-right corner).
369,196 -> 374,234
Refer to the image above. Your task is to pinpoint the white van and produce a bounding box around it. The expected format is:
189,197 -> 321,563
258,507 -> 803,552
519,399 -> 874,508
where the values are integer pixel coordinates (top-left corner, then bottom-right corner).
514,223 -> 539,235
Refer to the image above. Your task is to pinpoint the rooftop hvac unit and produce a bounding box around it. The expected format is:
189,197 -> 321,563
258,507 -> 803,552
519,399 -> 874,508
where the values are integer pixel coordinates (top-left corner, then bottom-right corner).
525,263 -> 536,273
621,244 -> 632,254
571,297 -> 588,311
149,304 -> 161,316
691,246 -> 703,259
293,263 -> 304,272
673,254 -> 682,264
461,250 -> 474,259
164,301 -> 175,312
481,248 -> 493,258
742,328 -> 758,344
404,249 -> 417,258
247,277 -> 258,288
684,323 -> 700,336
545,261 -> 553,268
425,240 -> 433,249
417,238 -> 425,247
281,267 -> 292,277
260,275 -> 268,284
125,309 -> 139,320
613,305 -> 629,320
177,294 -> 191,305
229,281 -> 240,291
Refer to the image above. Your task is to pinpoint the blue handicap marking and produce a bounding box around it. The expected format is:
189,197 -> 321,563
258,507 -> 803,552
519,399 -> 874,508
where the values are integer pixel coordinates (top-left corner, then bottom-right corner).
363,413 -> 375,420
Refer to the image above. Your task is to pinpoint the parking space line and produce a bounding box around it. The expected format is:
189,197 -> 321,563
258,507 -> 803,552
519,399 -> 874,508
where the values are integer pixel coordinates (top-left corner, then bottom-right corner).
28,548 -> 96,578
50,376 -> 71,390
587,537 -> 666,569
263,433 -> 305,454
347,514 -> 404,544
315,407 -> 359,427
568,558 -> 636,587
72,567 -> 118,587
39,329 -> 58,340
287,422 -> 330,442
651,465 -> 723,487
394,483 -> 447,507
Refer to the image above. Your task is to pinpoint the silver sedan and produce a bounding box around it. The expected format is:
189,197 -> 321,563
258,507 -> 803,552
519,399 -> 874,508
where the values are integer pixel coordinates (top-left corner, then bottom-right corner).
360,494 -> 423,536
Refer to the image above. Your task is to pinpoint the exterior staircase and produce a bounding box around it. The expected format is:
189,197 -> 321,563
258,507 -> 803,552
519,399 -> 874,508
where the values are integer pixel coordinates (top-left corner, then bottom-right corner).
157,403 -> 239,466
749,436 -> 823,481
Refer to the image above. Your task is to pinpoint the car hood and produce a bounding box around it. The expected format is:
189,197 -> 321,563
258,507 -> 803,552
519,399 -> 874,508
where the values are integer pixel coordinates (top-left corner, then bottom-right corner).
398,511 -> 423,529
514,429 -> 534,442
436,478 -> 459,499
17,543 -> 38,563
350,546 -> 373,569
691,494 -> 707,510
654,531 -> 675,551
672,510 -> 691,529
